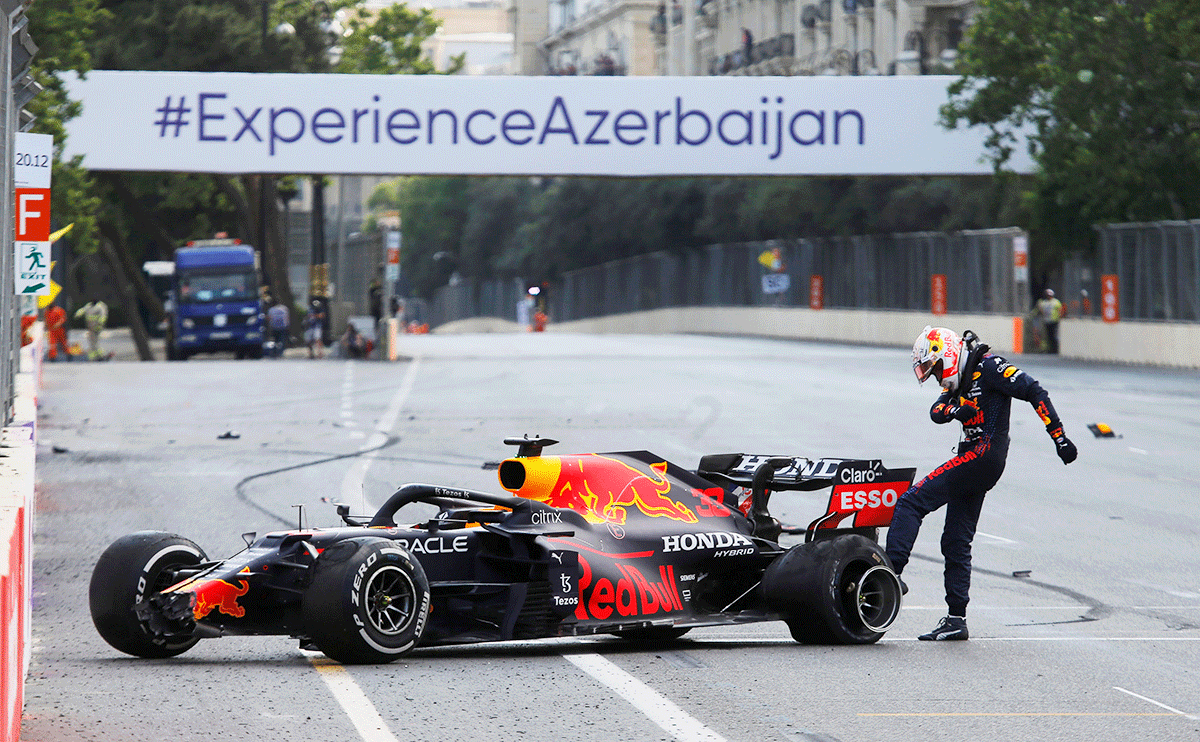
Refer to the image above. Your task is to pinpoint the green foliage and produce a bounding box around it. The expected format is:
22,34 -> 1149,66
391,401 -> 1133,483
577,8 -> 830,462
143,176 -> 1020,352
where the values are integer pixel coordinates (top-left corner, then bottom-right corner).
942,0 -> 1200,253
27,0 -> 109,254
90,0 -> 342,73
336,4 -> 462,75
379,174 -> 1029,298
69,0 -> 451,273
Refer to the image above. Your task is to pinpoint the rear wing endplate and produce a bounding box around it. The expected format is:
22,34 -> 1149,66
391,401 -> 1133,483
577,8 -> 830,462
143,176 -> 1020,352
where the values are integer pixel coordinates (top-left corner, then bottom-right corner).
696,454 -> 915,541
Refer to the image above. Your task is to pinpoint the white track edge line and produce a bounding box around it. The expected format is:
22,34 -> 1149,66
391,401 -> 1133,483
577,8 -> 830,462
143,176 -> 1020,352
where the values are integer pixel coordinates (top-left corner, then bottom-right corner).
311,660 -> 402,742
1113,686 -> 1197,720
563,652 -> 726,742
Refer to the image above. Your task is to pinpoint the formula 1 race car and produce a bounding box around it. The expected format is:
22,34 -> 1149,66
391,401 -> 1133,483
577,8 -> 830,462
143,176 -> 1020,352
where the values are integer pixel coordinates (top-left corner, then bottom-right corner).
90,437 -> 916,664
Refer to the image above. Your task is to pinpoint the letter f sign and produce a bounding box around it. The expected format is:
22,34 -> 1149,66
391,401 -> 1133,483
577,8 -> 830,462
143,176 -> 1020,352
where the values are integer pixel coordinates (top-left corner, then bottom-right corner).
16,190 -> 49,241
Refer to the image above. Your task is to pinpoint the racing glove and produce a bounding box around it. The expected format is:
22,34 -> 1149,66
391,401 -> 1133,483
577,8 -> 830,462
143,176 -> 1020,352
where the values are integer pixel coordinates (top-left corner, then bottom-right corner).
1048,426 -> 1077,464
952,397 -> 978,422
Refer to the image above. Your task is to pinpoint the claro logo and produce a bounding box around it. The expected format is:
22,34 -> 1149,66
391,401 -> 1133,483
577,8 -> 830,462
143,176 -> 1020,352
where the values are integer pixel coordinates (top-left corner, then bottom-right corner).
840,466 -> 879,483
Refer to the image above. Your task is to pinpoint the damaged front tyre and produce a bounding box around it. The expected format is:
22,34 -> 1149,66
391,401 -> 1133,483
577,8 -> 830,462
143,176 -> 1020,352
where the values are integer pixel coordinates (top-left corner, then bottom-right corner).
89,531 -> 208,658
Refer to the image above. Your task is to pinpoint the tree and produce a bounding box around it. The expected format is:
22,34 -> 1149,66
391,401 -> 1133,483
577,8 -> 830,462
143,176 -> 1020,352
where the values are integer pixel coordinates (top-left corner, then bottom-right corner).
76,1 -> 459,338
372,172 -> 1027,300
27,0 -> 108,257
336,3 -> 463,75
941,0 -> 1200,254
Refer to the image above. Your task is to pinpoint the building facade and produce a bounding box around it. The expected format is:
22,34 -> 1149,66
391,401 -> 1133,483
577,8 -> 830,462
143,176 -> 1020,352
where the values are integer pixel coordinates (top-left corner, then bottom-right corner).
523,0 -> 975,76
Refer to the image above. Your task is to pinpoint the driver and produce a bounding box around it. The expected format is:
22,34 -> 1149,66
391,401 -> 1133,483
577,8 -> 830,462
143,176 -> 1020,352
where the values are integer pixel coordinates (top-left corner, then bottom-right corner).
887,326 -> 1077,641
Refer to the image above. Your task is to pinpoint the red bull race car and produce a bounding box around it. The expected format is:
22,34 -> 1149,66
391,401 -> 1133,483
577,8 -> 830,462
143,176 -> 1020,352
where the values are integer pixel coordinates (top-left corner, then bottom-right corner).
90,437 -> 915,664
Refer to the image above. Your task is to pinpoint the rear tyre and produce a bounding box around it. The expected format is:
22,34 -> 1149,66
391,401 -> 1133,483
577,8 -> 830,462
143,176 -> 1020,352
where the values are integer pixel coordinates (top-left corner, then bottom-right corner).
610,626 -> 691,644
89,531 -> 207,658
303,537 -> 430,664
762,535 -> 901,645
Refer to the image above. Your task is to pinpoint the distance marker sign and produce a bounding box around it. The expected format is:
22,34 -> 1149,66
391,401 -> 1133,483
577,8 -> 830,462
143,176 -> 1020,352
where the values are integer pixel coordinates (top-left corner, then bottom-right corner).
14,132 -> 53,295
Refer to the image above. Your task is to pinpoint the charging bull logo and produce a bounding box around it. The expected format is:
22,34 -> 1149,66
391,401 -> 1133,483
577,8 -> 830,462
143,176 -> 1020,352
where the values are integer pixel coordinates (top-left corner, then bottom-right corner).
502,454 -> 699,525
188,579 -> 250,620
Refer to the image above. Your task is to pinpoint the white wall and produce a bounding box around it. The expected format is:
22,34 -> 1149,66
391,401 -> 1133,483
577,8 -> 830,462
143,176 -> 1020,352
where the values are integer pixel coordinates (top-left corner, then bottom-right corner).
546,307 -> 1200,368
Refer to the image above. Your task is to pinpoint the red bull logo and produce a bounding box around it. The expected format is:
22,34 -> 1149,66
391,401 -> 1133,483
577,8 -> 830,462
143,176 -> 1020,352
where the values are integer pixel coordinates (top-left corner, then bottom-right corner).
186,578 -> 250,620
501,454 -> 699,525
573,555 -> 683,621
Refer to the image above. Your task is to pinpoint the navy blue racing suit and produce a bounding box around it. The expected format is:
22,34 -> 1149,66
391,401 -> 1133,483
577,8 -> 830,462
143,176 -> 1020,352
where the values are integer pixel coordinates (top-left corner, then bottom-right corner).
886,353 -> 1066,618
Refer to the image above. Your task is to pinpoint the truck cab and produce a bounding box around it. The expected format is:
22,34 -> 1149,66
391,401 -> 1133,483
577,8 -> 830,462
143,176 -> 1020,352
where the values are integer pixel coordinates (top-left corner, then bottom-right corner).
166,240 -> 264,361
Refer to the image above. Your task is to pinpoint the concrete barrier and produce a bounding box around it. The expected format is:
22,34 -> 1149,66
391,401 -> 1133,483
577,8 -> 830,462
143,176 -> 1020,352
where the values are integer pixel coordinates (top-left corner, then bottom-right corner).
548,307 -> 1026,354
434,317 -> 525,334
544,306 -> 1200,367
1,334 -> 38,742
1061,317 -> 1200,367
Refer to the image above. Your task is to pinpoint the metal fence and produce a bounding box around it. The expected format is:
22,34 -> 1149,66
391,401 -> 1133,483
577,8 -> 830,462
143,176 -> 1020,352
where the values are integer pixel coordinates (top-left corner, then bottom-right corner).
429,227 -> 1029,328
432,277 -> 532,328
395,222 -> 1200,330
332,231 -> 382,316
1,11 -> 16,425
553,228 -> 1029,321
1065,221 -> 1200,322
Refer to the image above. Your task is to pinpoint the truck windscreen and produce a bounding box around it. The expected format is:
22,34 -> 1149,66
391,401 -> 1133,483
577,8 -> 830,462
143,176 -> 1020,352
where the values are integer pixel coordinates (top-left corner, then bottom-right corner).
178,271 -> 257,304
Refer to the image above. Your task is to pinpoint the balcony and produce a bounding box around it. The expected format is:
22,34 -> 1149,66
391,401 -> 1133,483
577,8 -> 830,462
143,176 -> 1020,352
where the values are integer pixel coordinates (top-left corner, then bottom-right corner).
708,33 -> 795,75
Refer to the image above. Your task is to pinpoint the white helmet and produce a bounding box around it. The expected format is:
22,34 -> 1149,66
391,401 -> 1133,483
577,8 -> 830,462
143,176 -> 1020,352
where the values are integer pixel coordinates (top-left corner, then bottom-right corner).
912,326 -> 966,391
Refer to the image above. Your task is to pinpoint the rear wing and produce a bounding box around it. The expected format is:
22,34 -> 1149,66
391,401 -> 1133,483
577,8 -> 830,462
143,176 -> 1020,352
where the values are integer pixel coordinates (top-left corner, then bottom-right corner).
697,454 -> 916,541
698,454 -> 855,491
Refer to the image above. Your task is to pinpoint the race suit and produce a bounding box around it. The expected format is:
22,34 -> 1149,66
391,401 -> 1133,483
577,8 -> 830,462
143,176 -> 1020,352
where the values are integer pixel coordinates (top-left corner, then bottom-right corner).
885,353 -> 1065,617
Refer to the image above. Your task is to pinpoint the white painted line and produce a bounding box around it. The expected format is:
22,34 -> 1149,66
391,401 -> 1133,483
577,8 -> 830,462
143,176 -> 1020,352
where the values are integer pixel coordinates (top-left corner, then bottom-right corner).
975,531 -> 1018,544
340,357 -> 422,509
665,636 -> 1200,644
904,604 -> 1200,611
1129,447 -> 1148,455
1113,686 -> 1197,720
395,634 -> 1200,652
311,659 -> 401,742
563,652 -> 726,742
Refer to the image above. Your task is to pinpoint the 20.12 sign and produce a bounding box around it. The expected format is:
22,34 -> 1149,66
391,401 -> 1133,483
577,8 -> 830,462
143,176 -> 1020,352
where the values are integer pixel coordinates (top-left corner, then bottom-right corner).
14,132 -> 53,295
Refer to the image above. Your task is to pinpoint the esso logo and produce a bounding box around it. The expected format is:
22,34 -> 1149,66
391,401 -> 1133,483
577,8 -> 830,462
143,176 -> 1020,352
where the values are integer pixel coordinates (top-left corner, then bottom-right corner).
837,488 -> 898,512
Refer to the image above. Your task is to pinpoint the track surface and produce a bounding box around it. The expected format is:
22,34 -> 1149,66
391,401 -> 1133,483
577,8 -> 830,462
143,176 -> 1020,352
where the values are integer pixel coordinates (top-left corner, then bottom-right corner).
24,333 -> 1200,741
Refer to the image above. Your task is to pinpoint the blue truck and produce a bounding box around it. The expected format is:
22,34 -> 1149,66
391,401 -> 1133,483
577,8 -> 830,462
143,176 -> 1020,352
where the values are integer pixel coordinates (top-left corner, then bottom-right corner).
165,241 -> 264,361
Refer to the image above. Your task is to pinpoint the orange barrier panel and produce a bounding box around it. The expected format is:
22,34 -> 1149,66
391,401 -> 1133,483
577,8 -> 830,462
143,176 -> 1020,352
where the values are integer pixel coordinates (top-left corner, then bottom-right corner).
1012,316 -> 1024,355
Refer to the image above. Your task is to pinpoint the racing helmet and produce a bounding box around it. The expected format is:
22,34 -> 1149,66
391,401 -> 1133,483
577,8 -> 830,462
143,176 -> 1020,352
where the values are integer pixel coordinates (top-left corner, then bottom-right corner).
911,326 -> 966,391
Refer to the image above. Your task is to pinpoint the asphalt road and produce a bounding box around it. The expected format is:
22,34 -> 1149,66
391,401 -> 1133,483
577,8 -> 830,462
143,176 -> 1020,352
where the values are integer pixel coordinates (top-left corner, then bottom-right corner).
23,332 -> 1200,742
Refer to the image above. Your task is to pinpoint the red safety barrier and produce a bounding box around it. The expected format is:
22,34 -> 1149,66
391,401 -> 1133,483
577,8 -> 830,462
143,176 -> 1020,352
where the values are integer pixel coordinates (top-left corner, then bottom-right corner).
0,505 -> 26,742
1,334 -> 40,741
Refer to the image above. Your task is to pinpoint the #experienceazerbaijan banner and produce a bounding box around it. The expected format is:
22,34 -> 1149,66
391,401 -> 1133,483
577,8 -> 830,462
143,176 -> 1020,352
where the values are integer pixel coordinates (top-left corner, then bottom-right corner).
63,71 -> 1033,176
